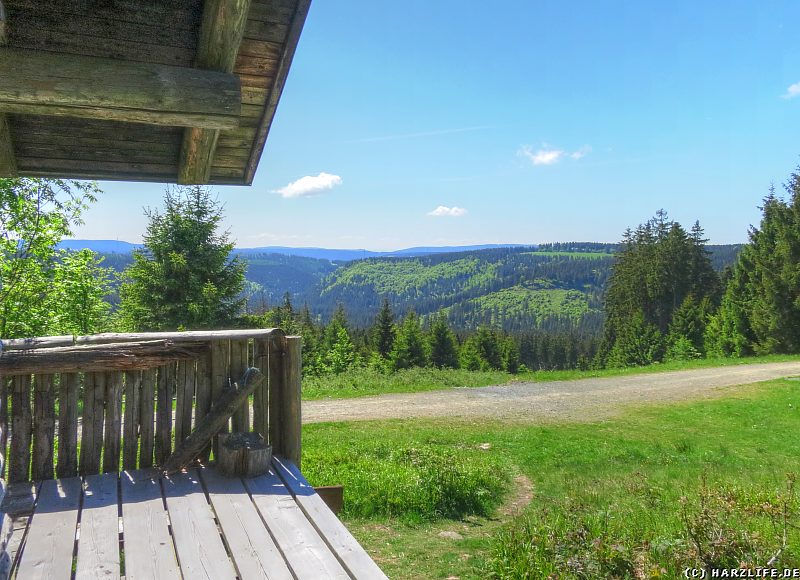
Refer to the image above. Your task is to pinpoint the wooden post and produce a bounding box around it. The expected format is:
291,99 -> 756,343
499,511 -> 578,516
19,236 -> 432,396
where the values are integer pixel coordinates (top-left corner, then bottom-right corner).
122,370 -> 142,469
279,336 -> 302,468
252,338 -> 269,439
9,375 -> 31,483
217,432 -> 271,477
138,368 -> 157,469
155,364 -> 175,465
229,340 -> 249,432
102,371 -> 123,473
267,334 -> 284,455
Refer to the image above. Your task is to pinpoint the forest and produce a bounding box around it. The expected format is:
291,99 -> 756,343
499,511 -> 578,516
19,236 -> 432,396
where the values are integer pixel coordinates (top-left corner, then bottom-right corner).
2,167 -> 798,378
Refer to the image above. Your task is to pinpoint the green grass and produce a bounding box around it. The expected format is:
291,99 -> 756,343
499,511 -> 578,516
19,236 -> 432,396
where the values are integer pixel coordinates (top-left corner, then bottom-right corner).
302,354 -> 800,401
303,366 -> 512,400
302,379 -> 800,578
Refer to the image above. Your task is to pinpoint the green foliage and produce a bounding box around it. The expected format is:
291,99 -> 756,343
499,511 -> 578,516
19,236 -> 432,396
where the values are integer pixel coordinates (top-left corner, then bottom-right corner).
501,335 -> 521,373
52,249 -> 114,335
303,435 -> 508,523
602,211 -> 720,367
321,326 -> 357,374
0,178 -> 106,338
428,312 -> 459,368
118,186 -> 245,331
391,311 -> 428,370
371,297 -> 395,358
711,171 -> 800,355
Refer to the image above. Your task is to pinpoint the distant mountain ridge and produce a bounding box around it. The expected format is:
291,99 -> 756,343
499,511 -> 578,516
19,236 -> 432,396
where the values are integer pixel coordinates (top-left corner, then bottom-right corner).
59,240 -> 525,261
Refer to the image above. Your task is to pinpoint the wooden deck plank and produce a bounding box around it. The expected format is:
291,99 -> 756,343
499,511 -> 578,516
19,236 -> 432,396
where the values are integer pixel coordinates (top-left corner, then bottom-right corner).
273,457 -> 388,579
162,470 -> 237,580
244,468 -> 350,579
119,469 -> 180,580
16,477 -> 81,580
76,473 -> 120,579
200,466 -> 292,580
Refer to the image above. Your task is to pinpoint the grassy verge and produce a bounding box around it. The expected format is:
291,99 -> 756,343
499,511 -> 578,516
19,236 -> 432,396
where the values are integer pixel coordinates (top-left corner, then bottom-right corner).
302,353 -> 800,401
302,379 -> 800,578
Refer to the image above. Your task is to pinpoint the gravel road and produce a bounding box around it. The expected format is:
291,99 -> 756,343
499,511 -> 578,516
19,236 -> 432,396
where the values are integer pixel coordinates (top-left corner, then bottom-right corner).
303,362 -> 800,424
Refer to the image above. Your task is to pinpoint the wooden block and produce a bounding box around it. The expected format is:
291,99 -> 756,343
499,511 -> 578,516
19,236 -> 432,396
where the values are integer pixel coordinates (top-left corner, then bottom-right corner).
217,432 -> 271,477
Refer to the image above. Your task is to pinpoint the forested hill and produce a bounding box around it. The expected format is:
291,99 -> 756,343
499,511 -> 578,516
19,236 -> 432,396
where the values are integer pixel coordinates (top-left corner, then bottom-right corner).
93,242 -> 743,332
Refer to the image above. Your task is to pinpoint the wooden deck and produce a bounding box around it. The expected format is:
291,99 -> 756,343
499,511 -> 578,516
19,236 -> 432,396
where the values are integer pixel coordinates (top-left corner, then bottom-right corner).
3,457 -> 387,580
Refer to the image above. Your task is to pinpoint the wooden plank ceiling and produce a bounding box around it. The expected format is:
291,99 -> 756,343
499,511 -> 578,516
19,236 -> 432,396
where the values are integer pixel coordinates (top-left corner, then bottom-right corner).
0,0 -> 310,185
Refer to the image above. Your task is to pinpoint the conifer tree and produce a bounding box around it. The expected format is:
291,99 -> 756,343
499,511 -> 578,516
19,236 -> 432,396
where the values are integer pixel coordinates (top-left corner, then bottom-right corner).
428,312 -> 459,368
372,297 -> 396,358
119,186 -> 245,331
391,311 -> 427,370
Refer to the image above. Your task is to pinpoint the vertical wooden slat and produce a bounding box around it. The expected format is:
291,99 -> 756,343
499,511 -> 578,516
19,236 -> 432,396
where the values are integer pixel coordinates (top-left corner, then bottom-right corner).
174,360 -> 195,447
210,340 -> 229,456
81,372 -> 105,475
0,376 -> 9,477
57,373 -> 79,477
80,373 -> 96,475
31,374 -> 55,481
195,352 -> 212,463
253,338 -> 269,440
103,371 -> 123,473
139,368 -> 157,469
230,339 -> 249,432
9,375 -> 32,483
155,363 -> 175,466
123,370 -> 142,470
281,336 -> 302,468
268,335 -> 284,455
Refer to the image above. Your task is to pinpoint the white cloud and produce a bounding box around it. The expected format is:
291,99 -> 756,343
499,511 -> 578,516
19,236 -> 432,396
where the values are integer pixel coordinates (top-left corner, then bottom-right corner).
273,172 -> 342,198
427,205 -> 468,217
518,143 -> 591,165
519,145 -> 564,165
570,145 -> 592,159
782,82 -> 800,99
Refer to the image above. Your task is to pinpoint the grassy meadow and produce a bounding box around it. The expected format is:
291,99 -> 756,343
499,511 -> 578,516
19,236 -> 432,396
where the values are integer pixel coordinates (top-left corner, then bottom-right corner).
302,378 -> 800,578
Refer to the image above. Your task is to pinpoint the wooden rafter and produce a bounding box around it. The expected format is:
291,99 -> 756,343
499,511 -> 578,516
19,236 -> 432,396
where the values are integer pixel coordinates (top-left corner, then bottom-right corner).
0,48 -> 241,129
0,2 -> 17,176
178,0 -> 251,185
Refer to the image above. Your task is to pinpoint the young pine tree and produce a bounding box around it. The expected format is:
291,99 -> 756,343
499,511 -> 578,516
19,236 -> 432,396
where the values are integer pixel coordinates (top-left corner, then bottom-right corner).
391,311 -> 428,370
372,297 -> 396,358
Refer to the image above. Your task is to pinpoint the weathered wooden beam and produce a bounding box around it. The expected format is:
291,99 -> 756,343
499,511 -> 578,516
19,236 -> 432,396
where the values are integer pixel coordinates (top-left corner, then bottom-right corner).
162,368 -> 265,473
244,0 -> 311,184
0,340 -> 209,375
178,0 -> 251,184
0,4 -> 17,177
1,328 -> 282,351
0,48 -> 241,129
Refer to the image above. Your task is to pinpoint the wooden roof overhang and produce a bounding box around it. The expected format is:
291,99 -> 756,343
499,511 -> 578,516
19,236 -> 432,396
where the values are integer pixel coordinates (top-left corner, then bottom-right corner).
0,0 -> 311,185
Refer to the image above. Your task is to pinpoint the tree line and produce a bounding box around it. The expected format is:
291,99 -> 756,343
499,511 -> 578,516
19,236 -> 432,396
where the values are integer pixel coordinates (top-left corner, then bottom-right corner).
2,166 -> 799,378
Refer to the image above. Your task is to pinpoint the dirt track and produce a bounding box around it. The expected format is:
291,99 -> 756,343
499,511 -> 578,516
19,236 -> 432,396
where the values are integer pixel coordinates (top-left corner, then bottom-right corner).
303,362 -> 800,424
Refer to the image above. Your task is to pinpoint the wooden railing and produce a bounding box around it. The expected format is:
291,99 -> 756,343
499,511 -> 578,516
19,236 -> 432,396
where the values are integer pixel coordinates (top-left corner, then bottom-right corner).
0,329 -> 302,484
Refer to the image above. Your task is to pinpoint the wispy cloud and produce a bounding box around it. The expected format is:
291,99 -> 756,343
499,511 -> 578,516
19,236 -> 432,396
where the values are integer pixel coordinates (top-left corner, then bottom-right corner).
346,125 -> 494,144
518,144 -> 591,165
427,205 -> 468,217
570,145 -> 592,160
273,173 -> 342,198
782,82 -> 800,99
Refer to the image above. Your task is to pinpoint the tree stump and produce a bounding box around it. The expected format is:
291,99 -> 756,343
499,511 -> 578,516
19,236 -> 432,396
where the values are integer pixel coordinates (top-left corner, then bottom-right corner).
217,432 -> 271,477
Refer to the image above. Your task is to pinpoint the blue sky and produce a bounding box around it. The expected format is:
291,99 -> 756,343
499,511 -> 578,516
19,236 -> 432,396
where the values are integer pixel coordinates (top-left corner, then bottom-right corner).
74,0 -> 800,250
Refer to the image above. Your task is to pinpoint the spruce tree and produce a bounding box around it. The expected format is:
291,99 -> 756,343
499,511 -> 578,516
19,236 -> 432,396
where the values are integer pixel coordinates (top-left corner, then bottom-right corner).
428,312 -> 459,368
119,186 -> 245,331
372,298 -> 396,358
391,311 -> 427,370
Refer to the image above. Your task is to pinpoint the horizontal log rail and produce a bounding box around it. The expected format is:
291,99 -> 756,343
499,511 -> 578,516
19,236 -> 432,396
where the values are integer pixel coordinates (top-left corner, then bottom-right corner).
0,330 -> 301,483
1,328 -> 282,351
